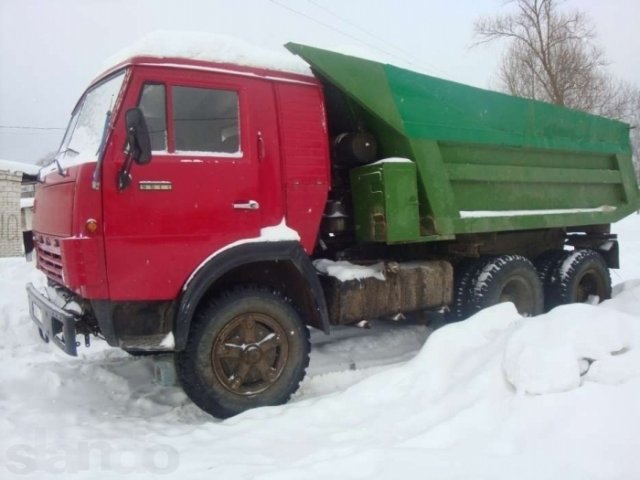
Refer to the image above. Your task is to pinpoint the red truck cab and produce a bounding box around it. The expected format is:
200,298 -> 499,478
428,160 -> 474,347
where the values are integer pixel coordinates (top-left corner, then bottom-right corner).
27,53 -> 335,417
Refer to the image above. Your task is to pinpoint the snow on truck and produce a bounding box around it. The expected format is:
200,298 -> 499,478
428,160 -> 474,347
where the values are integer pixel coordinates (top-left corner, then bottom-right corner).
26,35 -> 640,418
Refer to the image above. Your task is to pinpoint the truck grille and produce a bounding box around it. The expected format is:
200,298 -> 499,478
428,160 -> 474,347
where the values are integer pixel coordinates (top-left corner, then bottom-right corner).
35,235 -> 64,284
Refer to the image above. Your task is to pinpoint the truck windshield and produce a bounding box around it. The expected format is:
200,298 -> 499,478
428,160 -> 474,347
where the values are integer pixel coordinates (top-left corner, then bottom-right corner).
56,71 -> 126,169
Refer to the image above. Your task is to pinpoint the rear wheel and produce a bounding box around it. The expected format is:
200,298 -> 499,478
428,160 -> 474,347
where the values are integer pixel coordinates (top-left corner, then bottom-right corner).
546,249 -> 611,309
467,255 -> 543,317
534,250 -> 568,285
534,249 -> 570,311
449,257 -> 494,321
176,287 -> 310,418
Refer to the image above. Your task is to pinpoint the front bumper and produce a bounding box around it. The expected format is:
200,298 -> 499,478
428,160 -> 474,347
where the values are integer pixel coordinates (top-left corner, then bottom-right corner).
26,282 -> 81,356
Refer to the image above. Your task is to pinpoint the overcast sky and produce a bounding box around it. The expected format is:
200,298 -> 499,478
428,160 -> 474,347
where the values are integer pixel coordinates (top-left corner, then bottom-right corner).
1,0 -> 638,164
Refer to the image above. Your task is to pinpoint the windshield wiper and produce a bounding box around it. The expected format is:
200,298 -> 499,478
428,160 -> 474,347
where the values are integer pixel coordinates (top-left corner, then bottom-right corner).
58,147 -> 79,157
48,147 -> 78,177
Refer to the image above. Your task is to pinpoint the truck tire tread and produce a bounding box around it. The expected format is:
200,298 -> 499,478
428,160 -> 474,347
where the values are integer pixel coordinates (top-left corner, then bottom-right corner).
175,285 -> 310,419
467,255 -> 543,317
546,249 -> 611,309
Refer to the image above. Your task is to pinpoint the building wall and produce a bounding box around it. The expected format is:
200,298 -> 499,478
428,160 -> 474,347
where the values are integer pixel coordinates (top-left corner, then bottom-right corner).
0,170 -> 23,257
22,206 -> 33,232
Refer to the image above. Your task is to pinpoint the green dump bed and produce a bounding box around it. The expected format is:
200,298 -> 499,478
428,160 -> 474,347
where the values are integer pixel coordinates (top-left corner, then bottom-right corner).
286,43 -> 640,244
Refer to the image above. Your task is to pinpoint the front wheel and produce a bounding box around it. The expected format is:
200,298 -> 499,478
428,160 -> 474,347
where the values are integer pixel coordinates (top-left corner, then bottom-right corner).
176,287 -> 310,418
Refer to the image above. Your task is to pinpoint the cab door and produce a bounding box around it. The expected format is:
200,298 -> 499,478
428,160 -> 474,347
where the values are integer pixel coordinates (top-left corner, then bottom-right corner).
102,67 -> 278,301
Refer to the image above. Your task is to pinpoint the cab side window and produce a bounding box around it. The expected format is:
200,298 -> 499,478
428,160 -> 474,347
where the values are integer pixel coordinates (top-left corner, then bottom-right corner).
138,84 -> 167,151
172,86 -> 240,154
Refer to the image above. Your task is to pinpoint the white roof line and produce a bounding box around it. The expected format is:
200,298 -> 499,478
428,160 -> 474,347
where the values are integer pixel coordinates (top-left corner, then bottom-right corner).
134,61 -> 317,86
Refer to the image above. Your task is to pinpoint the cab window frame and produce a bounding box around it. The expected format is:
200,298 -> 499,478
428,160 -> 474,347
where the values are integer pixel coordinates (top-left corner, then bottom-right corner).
167,83 -> 242,158
136,82 -> 169,153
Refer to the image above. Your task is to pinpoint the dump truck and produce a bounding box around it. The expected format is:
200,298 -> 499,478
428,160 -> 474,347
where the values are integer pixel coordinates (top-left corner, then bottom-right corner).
26,39 -> 639,418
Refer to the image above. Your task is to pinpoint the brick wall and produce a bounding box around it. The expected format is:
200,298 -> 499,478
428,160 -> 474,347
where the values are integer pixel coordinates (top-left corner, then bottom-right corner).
0,170 -> 24,257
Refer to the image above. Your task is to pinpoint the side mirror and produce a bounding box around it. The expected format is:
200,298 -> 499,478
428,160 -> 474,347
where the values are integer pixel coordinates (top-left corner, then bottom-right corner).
125,107 -> 152,165
119,108 -> 151,191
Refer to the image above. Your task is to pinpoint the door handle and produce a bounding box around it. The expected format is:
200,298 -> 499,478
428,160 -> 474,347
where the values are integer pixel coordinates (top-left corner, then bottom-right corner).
233,200 -> 260,210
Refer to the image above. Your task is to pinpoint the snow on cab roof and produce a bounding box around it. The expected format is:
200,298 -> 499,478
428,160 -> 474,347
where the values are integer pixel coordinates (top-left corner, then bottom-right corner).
100,31 -> 312,77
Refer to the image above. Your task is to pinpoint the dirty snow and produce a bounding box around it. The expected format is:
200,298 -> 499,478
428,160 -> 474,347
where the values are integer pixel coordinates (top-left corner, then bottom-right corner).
314,259 -> 386,281
369,157 -> 413,165
101,31 -> 311,77
259,218 -> 301,242
1,213 -> 640,478
159,332 -> 175,350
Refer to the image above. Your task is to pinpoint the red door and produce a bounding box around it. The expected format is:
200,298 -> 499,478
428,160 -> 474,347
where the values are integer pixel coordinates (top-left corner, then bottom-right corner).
101,66 -> 281,301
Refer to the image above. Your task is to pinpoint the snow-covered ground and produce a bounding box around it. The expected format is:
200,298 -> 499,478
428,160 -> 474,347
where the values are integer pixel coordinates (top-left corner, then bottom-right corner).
1,214 -> 640,479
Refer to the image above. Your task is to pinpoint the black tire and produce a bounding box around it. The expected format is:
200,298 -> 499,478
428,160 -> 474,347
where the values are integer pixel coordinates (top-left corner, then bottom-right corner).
546,249 -> 611,309
534,250 -> 569,285
449,257 -> 495,321
467,255 -> 544,317
175,287 -> 310,419
534,249 -> 570,311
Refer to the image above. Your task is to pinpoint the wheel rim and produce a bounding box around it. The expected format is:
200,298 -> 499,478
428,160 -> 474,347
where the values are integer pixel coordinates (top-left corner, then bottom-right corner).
575,270 -> 606,303
212,313 -> 289,396
499,277 -> 535,315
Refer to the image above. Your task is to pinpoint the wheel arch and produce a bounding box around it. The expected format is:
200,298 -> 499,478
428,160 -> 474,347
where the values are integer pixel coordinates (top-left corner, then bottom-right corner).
174,241 -> 329,351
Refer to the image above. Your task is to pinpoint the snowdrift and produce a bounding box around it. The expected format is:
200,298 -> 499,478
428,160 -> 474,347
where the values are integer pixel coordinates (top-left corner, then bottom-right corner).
1,214 -> 640,478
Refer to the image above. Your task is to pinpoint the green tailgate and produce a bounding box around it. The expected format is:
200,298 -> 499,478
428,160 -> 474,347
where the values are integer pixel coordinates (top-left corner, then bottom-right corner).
286,43 -> 640,243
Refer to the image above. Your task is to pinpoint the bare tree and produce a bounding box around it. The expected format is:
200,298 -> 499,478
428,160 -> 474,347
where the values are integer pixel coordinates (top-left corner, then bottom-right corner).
474,0 -> 609,110
474,0 -> 640,176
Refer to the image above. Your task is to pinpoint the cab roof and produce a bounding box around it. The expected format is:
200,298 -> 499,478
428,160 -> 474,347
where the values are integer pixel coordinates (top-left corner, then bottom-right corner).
93,31 -> 315,86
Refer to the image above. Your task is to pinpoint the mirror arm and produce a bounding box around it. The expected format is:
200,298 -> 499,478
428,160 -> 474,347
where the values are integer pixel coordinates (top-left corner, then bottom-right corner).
119,107 -> 152,191
118,152 -> 134,191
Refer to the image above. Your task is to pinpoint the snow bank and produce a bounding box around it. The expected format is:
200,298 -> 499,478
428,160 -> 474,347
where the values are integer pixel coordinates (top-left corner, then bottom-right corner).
503,303 -> 639,394
0,261 -> 38,352
100,31 -> 311,77
2,214 -> 640,478
612,213 -> 640,283
225,298 -> 640,479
